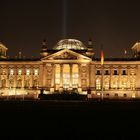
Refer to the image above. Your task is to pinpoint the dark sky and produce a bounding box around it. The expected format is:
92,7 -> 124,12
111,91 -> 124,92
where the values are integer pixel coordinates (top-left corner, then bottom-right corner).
0,0 -> 140,58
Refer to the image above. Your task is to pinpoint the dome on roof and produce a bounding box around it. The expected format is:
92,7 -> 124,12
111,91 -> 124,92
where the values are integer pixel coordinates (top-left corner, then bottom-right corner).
53,39 -> 87,50
132,41 -> 140,52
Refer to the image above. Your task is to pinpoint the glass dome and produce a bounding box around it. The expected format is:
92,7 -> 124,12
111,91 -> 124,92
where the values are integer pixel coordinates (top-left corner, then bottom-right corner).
53,39 -> 87,50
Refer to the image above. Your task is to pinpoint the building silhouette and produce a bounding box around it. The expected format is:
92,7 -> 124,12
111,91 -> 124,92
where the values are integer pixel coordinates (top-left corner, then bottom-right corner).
0,39 -> 140,99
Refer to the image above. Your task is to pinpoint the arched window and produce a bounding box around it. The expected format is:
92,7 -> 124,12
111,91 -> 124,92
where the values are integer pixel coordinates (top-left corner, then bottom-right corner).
104,78 -> 109,90
9,79 -> 14,88
34,69 -> 39,75
120,78 -> 127,89
33,79 -> 38,88
96,79 -> 101,90
1,79 -> 6,88
17,79 -> 22,88
130,78 -> 135,90
25,79 -> 30,88
111,79 -> 118,89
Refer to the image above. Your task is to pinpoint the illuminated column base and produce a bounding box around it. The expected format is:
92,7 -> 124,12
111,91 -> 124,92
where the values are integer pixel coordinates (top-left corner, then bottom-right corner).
78,88 -> 82,93
50,88 -> 54,93
59,87 -> 63,92
69,87 -> 73,90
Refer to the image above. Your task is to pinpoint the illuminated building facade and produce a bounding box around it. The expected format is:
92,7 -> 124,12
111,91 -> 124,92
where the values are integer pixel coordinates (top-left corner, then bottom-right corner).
0,39 -> 140,99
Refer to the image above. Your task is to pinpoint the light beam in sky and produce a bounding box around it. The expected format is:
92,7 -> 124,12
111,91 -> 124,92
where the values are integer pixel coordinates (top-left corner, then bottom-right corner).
62,0 -> 67,39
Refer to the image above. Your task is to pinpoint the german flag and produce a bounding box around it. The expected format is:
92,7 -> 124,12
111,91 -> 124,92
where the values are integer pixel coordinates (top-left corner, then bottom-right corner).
101,50 -> 104,65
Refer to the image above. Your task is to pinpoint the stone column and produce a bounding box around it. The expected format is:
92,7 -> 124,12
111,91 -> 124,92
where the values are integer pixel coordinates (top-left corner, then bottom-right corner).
109,66 -> 112,89
89,64 -> 96,88
118,66 -> 121,89
51,64 -> 55,88
59,64 -> 64,92
14,67 -> 17,88
23,68 -> 26,88
136,65 -> 140,89
78,64 -> 82,92
87,64 -> 90,88
53,64 -> 56,88
6,68 -> 9,88
39,64 -> 43,88
50,64 -> 55,92
70,64 -> 73,88
42,64 -> 46,88
78,64 -> 81,87
60,64 -> 63,88
30,67 -> 33,88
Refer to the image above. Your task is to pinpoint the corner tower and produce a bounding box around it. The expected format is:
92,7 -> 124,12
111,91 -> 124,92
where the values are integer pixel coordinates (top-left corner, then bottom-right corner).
40,39 -> 48,58
132,41 -> 140,58
0,42 -> 8,59
86,39 -> 94,58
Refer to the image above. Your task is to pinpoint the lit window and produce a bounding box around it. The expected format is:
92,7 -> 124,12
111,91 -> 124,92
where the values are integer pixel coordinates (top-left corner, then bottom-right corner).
55,73 -> 60,84
104,80 -> 109,90
26,69 -> 30,75
18,69 -> 22,75
112,80 -> 118,89
130,79 -> 135,90
96,79 -> 101,90
2,70 -> 6,75
10,69 -> 14,75
121,80 -> 127,89
34,69 -> 38,75
132,93 -> 136,98
72,73 -> 79,88
63,73 -> 70,89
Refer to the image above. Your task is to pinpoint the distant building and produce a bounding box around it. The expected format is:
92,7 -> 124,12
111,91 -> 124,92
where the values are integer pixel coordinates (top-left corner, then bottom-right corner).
0,39 -> 140,99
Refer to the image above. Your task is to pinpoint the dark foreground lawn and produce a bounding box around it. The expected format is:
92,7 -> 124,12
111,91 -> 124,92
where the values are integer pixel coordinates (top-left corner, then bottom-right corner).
0,100 -> 140,139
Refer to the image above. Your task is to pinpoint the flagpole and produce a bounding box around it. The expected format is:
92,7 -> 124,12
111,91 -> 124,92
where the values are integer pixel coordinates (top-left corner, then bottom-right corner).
100,48 -> 104,100
101,64 -> 104,100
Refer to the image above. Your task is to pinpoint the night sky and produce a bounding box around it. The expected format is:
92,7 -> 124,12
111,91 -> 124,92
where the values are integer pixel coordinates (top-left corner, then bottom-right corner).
0,0 -> 140,58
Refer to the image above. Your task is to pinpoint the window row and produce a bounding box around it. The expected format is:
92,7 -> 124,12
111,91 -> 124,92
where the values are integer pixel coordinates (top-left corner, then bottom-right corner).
0,79 -> 39,88
96,93 -> 135,98
96,79 -> 136,90
0,69 -> 39,75
96,70 -> 136,75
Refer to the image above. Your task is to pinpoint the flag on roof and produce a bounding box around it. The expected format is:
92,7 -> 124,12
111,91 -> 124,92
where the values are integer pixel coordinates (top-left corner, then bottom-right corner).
101,50 -> 104,65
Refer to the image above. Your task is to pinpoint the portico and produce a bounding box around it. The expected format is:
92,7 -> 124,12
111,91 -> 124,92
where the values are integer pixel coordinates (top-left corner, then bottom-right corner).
54,63 -> 79,91
42,48 -> 91,93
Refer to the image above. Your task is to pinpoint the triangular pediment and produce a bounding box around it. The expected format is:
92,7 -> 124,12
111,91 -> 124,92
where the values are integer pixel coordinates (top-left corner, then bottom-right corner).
42,49 -> 91,61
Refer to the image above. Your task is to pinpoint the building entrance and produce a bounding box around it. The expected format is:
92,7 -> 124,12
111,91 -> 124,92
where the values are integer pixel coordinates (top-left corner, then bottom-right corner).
55,64 -> 79,91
